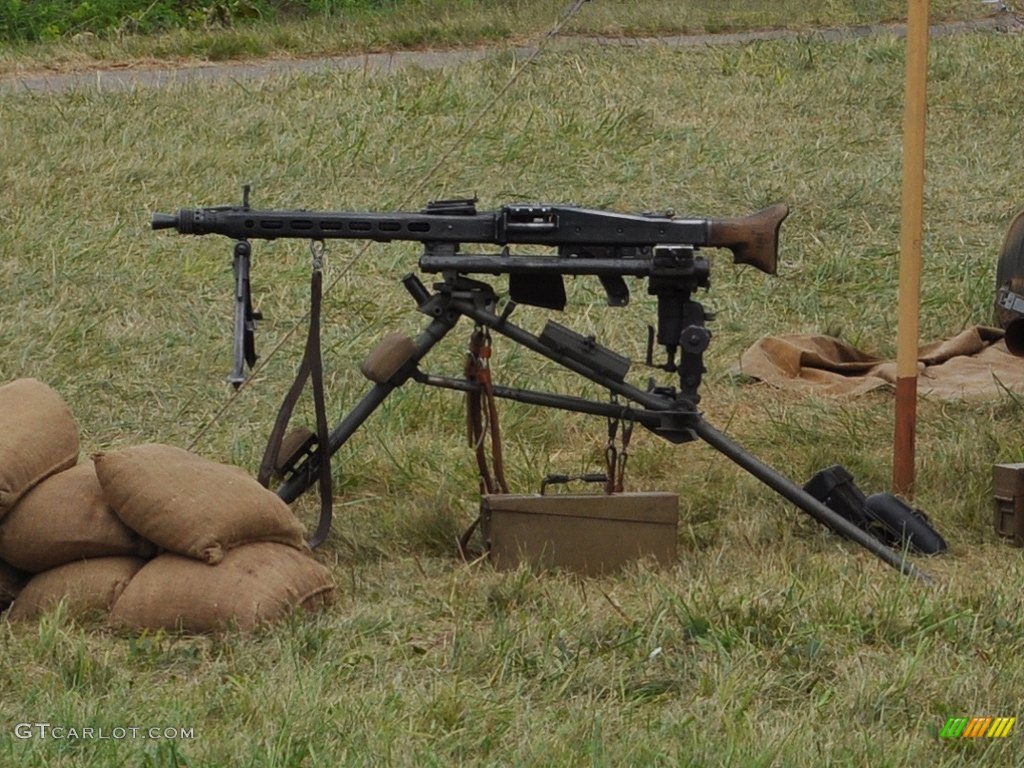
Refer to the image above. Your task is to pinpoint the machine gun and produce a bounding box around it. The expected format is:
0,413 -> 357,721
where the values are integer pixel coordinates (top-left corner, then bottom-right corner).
152,190 -> 931,580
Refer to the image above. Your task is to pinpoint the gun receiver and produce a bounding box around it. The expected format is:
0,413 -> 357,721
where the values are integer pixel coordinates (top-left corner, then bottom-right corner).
151,196 -> 788,394
151,201 -> 788,275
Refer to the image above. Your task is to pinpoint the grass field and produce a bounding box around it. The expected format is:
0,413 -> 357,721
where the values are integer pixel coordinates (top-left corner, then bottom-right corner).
4,2 -> 1024,766
0,0 -> 995,75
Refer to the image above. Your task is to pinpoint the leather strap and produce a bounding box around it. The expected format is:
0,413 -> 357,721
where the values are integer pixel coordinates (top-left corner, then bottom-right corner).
258,263 -> 333,550
464,329 -> 508,494
460,328 -> 507,559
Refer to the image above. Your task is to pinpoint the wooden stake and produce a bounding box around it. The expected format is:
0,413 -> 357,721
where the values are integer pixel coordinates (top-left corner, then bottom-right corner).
893,0 -> 930,496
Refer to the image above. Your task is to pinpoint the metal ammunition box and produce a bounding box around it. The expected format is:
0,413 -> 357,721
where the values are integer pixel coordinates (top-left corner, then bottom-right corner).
993,463 -> 1024,546
480,492 -> 678,576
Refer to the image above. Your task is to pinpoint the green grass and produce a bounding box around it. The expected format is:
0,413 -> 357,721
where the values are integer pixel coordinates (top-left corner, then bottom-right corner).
0,0 -> 392,43
0,0 -> 996,75
4,4 -> 1024,766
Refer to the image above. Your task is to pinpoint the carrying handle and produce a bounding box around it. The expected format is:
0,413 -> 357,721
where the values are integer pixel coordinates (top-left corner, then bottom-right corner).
540,472 -> 608,495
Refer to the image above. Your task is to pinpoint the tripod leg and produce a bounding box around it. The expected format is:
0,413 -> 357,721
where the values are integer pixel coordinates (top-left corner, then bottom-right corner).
276,313 -> 459,504
691,417 -> 931,582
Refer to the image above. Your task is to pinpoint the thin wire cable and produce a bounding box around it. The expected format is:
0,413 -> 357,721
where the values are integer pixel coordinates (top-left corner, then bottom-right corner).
186,0 -> 592,451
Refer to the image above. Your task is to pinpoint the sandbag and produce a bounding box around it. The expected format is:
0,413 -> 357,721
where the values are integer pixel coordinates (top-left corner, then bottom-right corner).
0,378 -> 79,520
7,556 -> 146,621
0,558 -> 27,612
0,463 -> 156,573
109,542 -> 335,633
92,443 -> 306,565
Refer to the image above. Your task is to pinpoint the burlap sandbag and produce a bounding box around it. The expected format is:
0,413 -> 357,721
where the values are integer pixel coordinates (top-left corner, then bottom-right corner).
92,443 -> 306,565
7,556 -> 146,621
0,463 -> 156,573
0,378 -> 79,520
109,542 -> 335,633
0,558 -> 27,612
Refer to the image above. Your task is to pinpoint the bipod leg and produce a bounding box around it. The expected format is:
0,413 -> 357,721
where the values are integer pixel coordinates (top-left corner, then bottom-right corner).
691,417 -> 931,583
276,311 -> 460,504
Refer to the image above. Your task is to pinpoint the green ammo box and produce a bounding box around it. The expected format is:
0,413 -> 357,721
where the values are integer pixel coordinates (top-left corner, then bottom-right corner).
993,463 -> 1024,546
479,492 -> 678,576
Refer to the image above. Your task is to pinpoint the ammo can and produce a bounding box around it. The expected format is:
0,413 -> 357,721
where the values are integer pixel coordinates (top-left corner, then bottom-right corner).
479,492 -> 678,576
993,463 -> 1024,546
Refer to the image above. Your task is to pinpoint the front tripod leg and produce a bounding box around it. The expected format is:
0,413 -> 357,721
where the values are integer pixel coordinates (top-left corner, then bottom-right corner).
690,417 -> 931,582
276,311 -> 460,504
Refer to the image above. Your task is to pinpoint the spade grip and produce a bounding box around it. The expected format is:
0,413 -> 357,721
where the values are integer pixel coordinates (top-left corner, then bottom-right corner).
707,203 -> 789,275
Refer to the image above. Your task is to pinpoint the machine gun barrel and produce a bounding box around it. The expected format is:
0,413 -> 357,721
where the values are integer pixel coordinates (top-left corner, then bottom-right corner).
151,202 -> 788,274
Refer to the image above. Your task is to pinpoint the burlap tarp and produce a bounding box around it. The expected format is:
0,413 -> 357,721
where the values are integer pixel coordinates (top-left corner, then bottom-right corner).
737,326 -> 1024,399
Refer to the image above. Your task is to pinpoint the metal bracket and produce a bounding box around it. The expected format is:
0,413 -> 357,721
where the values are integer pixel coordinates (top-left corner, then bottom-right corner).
996,285 -> 1024,316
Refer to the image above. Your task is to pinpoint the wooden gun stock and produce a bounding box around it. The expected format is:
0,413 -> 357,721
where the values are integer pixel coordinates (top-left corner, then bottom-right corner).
707,203 -> 789,275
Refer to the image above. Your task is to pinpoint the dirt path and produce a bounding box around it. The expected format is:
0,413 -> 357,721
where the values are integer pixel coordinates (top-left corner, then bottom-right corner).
0,15 -> 1015,95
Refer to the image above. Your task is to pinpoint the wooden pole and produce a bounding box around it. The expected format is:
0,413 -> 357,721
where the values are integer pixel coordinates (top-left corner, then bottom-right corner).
893,0 -> 930,495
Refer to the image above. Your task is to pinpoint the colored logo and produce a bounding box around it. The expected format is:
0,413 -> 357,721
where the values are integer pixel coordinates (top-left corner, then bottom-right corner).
940,717 -> 1015,739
